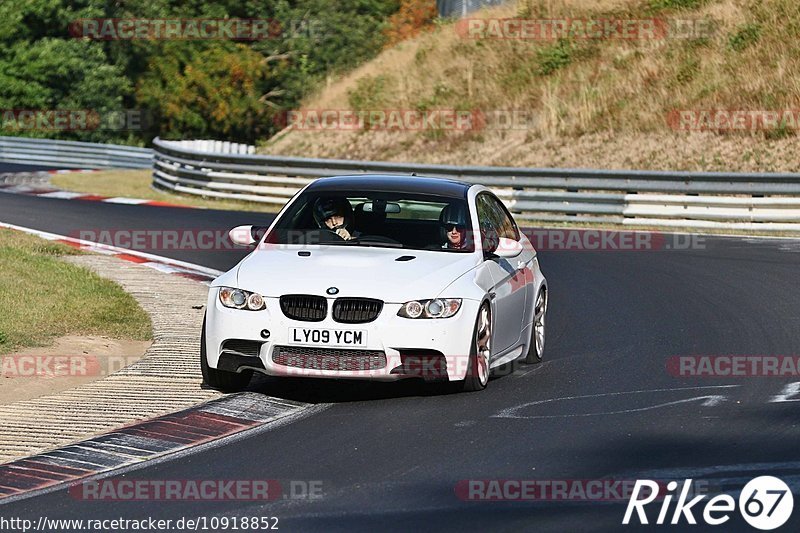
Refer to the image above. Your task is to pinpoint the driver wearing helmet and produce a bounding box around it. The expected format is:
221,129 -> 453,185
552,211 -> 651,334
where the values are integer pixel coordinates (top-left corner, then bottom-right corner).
439,203 -> 470,250
312,197 -> 358,241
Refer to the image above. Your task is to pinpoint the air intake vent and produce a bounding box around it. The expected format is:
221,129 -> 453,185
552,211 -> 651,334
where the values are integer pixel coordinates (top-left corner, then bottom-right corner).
221,339 -> 262,357
273,346 -> 386,371
332,298 -> 383,323
280,294 -> 327,322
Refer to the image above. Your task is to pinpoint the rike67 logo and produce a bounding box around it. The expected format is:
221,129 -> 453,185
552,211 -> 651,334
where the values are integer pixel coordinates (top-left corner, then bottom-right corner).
623,476 -> 794,530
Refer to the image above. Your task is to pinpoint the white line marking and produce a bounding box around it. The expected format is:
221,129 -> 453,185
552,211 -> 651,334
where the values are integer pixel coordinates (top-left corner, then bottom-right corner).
103,197 -> 149,205
36,191 -> 86,199
140,261 -> 208,276
701,395 -> 727,407
771,382 -> 800,402
494,385 -> 739,419
621,461 -> 800,480
0,220 -> 223,278
513,360 -> 550,378
499,395 -> 727,419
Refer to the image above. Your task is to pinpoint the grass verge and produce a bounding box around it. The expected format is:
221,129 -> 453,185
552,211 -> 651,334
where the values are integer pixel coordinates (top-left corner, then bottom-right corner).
0,230 -> 152,355
516,220 -> 800,239
264,0 -> 800,173
51,169 -> 281,213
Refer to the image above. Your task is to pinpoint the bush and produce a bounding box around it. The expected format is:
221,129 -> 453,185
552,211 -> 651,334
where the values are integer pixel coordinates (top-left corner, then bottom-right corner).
0,0 -> 403,144
384,0 -> 438,47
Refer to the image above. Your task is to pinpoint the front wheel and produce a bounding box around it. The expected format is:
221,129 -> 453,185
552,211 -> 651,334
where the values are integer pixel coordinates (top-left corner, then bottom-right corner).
462,302 -> 492,392
525,288 -> 547,364
200,315 -> 252,392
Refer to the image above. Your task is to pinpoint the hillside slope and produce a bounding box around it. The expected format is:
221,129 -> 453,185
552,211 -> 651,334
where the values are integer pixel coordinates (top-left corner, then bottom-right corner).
262,0 -> 800,172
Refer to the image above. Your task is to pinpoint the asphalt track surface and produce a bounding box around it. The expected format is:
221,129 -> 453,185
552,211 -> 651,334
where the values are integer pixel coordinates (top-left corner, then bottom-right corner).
0,162 -> 56,173
1,180 -> 800,532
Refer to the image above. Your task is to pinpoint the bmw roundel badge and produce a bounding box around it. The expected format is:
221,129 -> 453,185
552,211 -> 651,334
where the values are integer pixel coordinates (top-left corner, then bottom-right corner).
327,287 -> 339,295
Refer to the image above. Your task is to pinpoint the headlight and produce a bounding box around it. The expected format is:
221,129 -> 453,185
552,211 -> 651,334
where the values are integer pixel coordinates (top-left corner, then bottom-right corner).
219,287 -> 266,311
398,299 -> 461,319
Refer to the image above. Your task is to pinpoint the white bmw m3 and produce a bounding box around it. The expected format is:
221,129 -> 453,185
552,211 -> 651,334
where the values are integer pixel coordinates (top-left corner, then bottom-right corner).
201,175 -> 547,393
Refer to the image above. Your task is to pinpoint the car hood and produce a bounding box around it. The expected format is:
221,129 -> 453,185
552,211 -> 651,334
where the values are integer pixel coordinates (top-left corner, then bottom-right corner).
232,245 -> 479,302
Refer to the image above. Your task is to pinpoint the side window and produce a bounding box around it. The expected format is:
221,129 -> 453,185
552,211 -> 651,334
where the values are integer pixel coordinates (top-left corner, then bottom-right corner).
487,195 -> 519,241
476,194 -> 499,253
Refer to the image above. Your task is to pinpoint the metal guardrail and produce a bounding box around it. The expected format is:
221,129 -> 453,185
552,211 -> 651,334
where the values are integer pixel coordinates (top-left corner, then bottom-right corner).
437,0 -> 506,17
153,137 -> 800,232
5,135 -> 797,232
0,136 -> 152,170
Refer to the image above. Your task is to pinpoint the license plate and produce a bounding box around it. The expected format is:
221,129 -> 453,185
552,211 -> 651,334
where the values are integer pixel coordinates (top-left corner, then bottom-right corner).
288,328 -> 367,347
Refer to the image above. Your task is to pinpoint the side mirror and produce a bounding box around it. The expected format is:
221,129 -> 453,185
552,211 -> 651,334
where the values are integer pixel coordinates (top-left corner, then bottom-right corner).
494,237 -> 523,259
229,225 -> 256,246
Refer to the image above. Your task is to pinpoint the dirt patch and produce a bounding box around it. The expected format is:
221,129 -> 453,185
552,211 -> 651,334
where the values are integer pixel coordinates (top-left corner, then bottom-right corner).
0,335 -> 151,405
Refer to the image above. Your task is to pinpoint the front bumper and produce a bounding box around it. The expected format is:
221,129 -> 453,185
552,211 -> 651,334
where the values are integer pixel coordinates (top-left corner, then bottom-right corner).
204,290 -> 480,382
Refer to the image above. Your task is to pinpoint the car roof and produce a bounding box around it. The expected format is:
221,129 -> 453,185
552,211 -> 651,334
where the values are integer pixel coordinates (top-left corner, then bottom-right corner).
306,174 -> 472,199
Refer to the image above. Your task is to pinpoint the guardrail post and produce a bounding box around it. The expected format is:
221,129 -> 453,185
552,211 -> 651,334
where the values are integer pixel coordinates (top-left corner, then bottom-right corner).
145,136 -> 800,232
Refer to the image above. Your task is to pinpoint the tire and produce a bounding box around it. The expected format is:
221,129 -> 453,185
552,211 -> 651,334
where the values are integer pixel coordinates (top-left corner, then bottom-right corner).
525,288 -> 547,364
462,302 -> 492,392
200,315 -> 252,392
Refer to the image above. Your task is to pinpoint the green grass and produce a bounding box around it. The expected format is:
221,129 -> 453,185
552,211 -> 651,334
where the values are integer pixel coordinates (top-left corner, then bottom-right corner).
649,0 -> 709,10
51,169 -> 282,213
728,24 -> 761,52
537,39 -> 574,76
0,230 -> 152,355
347,74 -> 392,111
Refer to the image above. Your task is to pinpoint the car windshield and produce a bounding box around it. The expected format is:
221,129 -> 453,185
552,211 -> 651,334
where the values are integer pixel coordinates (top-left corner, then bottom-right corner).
265,191 -> 474,252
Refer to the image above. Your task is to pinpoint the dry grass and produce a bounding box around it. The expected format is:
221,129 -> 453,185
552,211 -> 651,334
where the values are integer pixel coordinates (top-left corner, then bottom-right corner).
264,0 -> 800,171
51,170 -> 281,213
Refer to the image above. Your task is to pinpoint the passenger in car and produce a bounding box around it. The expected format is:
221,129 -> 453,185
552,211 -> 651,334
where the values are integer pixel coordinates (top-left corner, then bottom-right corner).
440,203 -> 470,250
